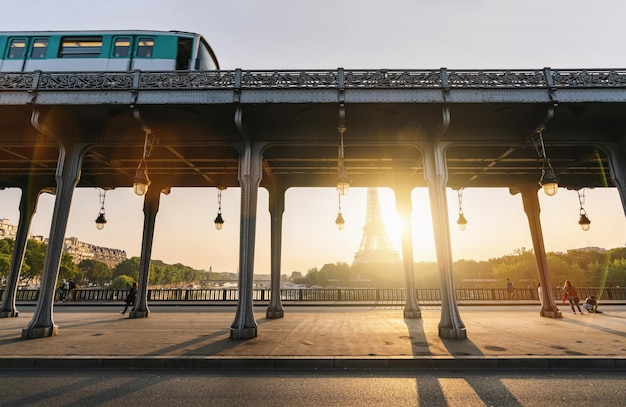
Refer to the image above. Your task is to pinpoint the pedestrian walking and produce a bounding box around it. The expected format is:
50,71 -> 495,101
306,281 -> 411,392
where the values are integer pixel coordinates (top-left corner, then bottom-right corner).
506,278 -> 516,299
562,280 -> 583,314
120,282 -> 137,315
537,282 -> 543,307
67,279 -> 77,301
57,279 -> 68,302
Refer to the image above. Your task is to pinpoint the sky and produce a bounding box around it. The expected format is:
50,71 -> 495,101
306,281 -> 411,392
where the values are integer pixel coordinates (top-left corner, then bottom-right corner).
1,0 -> 626,275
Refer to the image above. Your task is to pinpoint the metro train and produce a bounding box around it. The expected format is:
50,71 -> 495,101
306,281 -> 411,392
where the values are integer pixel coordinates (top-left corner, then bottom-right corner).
0,30 -> 219,72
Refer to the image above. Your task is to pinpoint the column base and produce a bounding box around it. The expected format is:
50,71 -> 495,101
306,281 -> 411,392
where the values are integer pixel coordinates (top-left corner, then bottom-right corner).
230,326 -> 258,340
266,309 -> 284,319
438,326 -> 467,339
22,324 -> 58,339
0,310 -> 19,318
129,310 -> 150,319
403,309 -> 422,319
540,309 -> 563,318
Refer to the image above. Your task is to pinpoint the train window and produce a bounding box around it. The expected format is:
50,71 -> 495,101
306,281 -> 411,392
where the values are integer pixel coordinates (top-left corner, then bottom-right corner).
136,38 -> 154,58
60,37 -> 102,57
7,38 -> 26,59
113,37 -> 131,58
30,39 -> 48,59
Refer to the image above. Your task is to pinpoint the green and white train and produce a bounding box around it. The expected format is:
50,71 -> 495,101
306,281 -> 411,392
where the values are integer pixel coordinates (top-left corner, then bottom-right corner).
0,30 -> 219,72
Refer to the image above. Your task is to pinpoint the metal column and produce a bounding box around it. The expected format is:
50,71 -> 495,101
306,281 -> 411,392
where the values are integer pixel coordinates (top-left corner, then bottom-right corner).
0,185 -> 50,318
266,184 -> 286,319
422,141 -> 467,339
230,139 -> 263,339
394,184 -> 421,318
515,185 -> 562,318
22,141 -> 91,339
604,142 -> 626,216
129,185 -> 166,319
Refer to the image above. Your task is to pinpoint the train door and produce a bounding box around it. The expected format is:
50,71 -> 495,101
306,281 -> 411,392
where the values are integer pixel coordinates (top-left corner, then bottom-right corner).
22,38 -> 49,71
107,36 -> 133,71
1,37 -> 28,72
129,36 -> 164,70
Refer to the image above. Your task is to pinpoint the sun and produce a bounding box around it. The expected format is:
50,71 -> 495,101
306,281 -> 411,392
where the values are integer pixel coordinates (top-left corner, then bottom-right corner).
377,189 -> 405,251
377,188 -> 436,259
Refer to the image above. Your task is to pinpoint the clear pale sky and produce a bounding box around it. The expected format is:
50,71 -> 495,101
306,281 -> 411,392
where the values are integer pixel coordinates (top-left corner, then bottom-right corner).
1,1 -> 626,275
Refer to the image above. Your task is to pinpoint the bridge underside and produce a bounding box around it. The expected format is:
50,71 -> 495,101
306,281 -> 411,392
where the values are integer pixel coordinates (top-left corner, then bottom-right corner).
0,100 -> 621,191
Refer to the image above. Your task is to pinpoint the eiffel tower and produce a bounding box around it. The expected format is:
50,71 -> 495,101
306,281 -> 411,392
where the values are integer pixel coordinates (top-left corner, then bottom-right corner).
352,188 -> 401,265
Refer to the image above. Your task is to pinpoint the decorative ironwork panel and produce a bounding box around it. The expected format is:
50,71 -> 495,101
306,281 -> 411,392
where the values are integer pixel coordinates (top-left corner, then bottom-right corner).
38,72 -> 134,89
239,70 -> 338,88
446,70 -> 546,88
0,73 -> 34,89
551,69 -> 626,87
344,70 -> 441,88
139,71 -> 236,88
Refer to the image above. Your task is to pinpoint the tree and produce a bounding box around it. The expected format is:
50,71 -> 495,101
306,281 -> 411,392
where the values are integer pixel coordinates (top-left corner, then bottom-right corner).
112,257 -> 141,281
78,259 -> 111,286
22,239 -> 47,283
0,253 -> 12,283
58,252 -> 81,282
110,275 -> 135,289
492,248 -> 537,287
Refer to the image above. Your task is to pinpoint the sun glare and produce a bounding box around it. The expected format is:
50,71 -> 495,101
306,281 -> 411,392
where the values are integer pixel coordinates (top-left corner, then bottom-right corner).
377,189 -> 404,251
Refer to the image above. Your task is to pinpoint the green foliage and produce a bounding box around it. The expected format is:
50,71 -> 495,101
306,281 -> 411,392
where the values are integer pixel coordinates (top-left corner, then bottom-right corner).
59,252 -> 80,281
110,275 -> 135,289
22,239 -> 46,282
0,253 -> 12,282
491,249 -> 537,287
112,257 -> 141,281
78,259 -> 111,285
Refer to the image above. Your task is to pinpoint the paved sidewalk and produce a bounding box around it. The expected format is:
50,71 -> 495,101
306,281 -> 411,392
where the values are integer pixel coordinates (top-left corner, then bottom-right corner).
0,305 -> 624,370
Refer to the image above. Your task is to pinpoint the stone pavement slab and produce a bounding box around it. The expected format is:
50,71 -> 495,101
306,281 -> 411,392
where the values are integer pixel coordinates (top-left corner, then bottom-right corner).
0,305 -> 624,369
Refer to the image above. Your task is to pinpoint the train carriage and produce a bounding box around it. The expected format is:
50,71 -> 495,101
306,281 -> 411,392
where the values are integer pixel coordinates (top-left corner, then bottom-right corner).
0,30 -> 219,72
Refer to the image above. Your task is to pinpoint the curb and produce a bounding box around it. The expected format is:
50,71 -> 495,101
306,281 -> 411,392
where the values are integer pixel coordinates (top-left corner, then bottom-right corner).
1,356 -> 625,370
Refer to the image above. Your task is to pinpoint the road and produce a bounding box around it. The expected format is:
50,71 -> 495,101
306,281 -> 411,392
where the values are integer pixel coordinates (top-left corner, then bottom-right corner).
0,369 -> 624,407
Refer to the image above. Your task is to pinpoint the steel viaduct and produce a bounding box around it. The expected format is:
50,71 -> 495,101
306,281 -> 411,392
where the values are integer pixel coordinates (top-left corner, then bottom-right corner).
1,67 -> 626,340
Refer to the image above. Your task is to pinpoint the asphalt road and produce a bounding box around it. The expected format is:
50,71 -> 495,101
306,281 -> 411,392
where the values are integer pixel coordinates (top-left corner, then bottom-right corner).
0,369 -> 624,407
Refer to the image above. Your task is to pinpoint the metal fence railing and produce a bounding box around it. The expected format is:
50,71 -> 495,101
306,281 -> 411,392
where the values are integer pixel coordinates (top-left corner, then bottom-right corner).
3,287 -> 625,304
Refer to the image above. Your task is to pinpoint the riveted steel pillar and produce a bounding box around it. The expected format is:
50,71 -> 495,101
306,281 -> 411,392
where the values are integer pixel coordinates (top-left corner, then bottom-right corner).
423,142 -> 466,339
604,142 -> 626,216
515,185 -> 562,318
0,185 -> 50,318
266,184 -> 286,319
22,141 -> 91,339
231,141 -> 263,339
129,185 -> 165,319
394,184 -> 421,318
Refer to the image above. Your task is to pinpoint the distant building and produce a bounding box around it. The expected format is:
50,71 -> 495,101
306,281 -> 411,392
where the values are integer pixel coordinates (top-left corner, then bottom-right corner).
0,218 -> 18,239
0,218 -> 126,267
62,237 -> 127,268
567,247 -> 607,253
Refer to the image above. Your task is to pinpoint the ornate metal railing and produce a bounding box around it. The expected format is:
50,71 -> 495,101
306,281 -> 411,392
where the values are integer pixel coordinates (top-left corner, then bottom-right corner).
5,287 -> 625,303
2,68 -> 626,91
